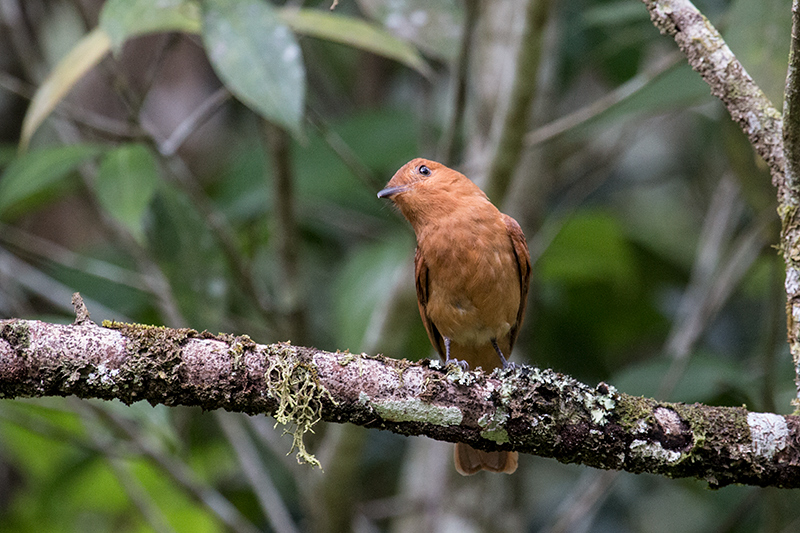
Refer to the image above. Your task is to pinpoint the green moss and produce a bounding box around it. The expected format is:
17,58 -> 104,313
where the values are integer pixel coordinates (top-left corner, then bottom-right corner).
0,320 -> 31,351
615,394 -> 658,432
227,334 -> 255,372
101,320 -> 198,405
336,352 -> 358,366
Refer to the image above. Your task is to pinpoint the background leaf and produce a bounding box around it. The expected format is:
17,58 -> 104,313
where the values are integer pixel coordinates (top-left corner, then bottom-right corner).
95,144 -> 159,244
0,144 -> 104,219
19,29 -> 111,150
538,210 -> 637,288
357,0 -> 464,61
201,0 -> 306,135
279,9 -> 431,77
99,0 -> 202,51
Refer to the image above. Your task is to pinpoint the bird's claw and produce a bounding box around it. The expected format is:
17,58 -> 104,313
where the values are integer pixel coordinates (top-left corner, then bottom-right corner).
446,357 -> 470,371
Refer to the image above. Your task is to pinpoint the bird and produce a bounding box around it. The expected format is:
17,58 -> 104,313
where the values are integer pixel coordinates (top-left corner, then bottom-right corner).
378,158 -> 531,475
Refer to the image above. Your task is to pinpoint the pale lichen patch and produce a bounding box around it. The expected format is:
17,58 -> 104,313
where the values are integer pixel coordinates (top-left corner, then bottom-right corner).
786,267 -> 800,295
630,439 -> 682,463
747,412 -> 788,460
478,406 -> 511,444
358,391 -> 370,405
86,363 -> 120,388
581,383 -> 617,426
373,399 -> 462,426
481,428 -> 510,444
444,363 -> 476,386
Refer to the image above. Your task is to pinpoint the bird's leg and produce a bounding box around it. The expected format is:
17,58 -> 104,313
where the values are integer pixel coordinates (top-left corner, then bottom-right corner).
443,337 -> 469,370
492,339 -> 517,370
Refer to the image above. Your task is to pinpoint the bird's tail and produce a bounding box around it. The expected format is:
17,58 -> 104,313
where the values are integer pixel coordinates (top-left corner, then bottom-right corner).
454,443 -> 518,475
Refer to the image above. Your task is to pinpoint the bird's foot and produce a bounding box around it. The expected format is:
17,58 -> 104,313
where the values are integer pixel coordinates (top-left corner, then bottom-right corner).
445,356 -> 470,371
502,360 -> 519,371
443,337 -> 469,370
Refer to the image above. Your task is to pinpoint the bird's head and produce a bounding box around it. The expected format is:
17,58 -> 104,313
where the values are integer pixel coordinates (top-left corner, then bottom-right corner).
377,158 -> 443,199
378,158 -> 483,227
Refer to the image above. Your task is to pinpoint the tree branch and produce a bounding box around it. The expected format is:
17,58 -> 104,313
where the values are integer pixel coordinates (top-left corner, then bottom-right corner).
641,0 -> 800,409
640,0 -> 785,184
783,0 -> 800,408
2,312 -> 799,489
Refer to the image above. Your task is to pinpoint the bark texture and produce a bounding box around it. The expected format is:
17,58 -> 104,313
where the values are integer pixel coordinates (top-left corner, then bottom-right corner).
2,316 -> 800,488
783,0 -> 800,407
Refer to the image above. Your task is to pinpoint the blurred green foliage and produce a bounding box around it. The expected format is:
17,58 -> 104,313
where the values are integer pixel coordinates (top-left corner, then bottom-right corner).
1,0 -> 799,532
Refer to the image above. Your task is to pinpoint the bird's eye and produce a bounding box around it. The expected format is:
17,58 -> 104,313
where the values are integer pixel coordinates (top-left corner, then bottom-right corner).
418,165 -> 431,176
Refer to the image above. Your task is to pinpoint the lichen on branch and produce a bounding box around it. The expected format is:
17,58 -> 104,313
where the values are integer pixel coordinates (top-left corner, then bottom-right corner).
2,316 -> 800,488
265,347 -> 335,468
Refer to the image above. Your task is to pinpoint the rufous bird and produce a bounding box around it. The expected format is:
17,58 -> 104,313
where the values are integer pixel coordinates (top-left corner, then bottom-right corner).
378,158 -> 531,475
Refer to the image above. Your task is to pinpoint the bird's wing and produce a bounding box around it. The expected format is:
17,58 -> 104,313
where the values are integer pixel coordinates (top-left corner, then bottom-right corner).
502,214 -> 531,351
414,246 -> 446,358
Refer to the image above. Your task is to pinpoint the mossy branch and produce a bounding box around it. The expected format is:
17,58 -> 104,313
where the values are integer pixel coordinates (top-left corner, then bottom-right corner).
2,312 -> 800,488
640,0 -> 800,409
783,0 -> 800,408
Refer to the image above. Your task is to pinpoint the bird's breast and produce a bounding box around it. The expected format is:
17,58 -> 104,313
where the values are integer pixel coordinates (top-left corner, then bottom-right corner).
419,217 -> 520,345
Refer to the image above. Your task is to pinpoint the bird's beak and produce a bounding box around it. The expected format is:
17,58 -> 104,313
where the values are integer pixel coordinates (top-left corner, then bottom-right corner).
377,185 -> 410,199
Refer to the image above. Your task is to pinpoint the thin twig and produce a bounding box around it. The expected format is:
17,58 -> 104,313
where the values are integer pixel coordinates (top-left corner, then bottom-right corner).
248,415 -> 307,474
0,222 -> 150,292
140,34 -> 181,102
159,153 -> 277,326
0,248 -> 130,321
158,87 -> 231,157
89,405 -> 263,533
74,401 -> 179,533
438,0 -> 479,165
307,110 -> 381,190
0,1 -> 43,81
0,71 -> 146,139
524,52 -> 682,147
262,121 -> 305,342
216,412 -> 300,533
663,176 -> 743,361
526,129 -> 632,266
543,469 -> 618,533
